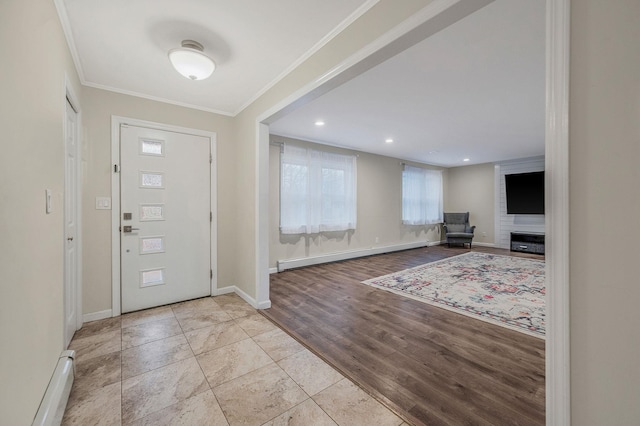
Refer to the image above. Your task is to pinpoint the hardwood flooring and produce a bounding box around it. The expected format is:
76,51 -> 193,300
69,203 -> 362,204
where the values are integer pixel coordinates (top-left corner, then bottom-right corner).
262,245 -> 545,426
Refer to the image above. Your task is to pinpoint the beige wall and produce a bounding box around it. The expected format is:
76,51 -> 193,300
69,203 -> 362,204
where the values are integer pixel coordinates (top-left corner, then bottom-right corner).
445,163 -> 495,245
81,87 -> 236,314
570,1 -> 640,423
0,0 -> 83,423
269,137 -> 442,267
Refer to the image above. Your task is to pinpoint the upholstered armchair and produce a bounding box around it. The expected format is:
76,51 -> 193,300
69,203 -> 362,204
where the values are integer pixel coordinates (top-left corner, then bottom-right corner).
443,212 -> 476,248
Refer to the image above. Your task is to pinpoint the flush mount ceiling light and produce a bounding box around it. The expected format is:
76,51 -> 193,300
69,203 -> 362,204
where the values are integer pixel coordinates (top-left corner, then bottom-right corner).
314,120 -> 325,126
385,138 -> 394,144
168,40 -> 215,81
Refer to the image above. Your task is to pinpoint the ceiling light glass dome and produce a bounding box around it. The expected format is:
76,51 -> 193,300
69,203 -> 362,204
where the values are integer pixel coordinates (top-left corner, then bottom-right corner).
168,40 -> 215,81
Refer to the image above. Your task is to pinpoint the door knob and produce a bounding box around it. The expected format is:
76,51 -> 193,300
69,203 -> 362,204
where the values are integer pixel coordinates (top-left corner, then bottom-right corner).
67,237 -> 73,241
123,226 -> 140,233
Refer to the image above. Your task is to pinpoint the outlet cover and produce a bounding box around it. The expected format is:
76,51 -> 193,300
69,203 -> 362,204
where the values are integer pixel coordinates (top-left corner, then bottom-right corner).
96,197 -> 111,210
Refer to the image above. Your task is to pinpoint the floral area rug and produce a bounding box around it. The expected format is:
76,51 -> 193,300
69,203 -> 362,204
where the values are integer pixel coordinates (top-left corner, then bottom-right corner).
362,252 -> 545,338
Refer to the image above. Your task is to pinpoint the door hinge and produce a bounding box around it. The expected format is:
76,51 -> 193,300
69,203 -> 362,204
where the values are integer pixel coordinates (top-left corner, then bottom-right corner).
210,212 -> 212,222
210,269 -> 213,279
114,164 -> 120,173
209,154 -> 212,164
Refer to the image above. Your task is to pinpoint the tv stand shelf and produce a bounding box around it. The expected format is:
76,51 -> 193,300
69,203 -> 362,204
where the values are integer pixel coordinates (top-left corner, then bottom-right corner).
510,232 -> 545,255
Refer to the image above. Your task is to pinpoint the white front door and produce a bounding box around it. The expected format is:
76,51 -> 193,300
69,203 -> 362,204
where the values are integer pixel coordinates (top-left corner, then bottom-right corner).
120,124 -> 212,313
64,99 -> 78,348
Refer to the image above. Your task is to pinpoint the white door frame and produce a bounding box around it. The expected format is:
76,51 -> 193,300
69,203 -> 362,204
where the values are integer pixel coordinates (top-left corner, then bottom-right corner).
64,75 -> 83,346
254,0 -> 570,424
111,116 -> 217,316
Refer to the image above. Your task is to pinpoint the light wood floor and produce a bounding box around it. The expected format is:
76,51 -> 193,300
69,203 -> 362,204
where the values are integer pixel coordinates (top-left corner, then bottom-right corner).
262,245 -> 546,426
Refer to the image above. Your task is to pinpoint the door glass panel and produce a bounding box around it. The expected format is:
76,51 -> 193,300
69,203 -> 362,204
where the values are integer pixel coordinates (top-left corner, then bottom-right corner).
140,204 -> 164,221
140,139 -> 164,156
140,171 -> 164,188
140,269 -> 165,287
140,236 -> 165,254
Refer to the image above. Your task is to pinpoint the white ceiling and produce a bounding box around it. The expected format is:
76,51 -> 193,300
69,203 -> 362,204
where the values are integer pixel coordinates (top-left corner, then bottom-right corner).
59,0 -> 545,167
270,0 -> 546,167
59,0 -> 372,115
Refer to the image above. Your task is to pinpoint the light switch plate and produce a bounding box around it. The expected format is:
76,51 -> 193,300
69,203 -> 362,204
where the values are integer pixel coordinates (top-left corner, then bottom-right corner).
96,197 -> 111,210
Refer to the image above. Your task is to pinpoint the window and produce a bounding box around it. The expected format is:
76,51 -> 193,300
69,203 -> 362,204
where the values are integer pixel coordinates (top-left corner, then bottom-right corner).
402,165 -> 443,225
280,144 -> 357,234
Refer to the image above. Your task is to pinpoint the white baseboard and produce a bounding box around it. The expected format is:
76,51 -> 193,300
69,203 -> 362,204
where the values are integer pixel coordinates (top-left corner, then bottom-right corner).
277,240 -> 439,272
83,309 -> 112,323
212,286 -> 235,296
32,350 -> 75,426
471,242 -> 496,248
257,299 -> 272,309
269,267 -> 278,274
212,286 -> 271,310
233,285 -> 255,307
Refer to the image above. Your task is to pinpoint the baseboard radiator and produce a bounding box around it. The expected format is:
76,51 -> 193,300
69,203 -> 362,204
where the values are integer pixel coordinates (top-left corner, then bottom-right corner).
277,240 -> 440,272
32,350 -> 75,426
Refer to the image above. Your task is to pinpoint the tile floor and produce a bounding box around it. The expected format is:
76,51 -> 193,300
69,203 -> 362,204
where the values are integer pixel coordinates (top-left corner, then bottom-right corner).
62,293 -> 409,426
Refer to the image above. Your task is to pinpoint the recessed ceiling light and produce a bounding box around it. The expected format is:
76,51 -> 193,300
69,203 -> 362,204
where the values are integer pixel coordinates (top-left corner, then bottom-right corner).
315,121 -> 325,126
385,138 -> 394,144
463,158 -> 470,162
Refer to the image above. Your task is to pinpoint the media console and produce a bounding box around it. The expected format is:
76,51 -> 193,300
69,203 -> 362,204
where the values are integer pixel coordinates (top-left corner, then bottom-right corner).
510,232 -> 545,255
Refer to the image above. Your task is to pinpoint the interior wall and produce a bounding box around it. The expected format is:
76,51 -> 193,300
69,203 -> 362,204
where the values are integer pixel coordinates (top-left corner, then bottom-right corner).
444,162 -> 495,245
269,136 -> 442,267
0,0 -> 83,423
233,0 -> 437,299
570,1 -> 640,424
81,87 -> 235,315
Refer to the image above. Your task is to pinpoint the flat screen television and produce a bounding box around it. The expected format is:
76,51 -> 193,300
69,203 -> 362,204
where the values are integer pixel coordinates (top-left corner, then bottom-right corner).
505,171 -> 545,214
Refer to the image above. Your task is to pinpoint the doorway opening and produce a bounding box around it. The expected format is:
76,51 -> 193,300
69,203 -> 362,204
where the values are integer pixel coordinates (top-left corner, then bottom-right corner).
255,0 -> 570,423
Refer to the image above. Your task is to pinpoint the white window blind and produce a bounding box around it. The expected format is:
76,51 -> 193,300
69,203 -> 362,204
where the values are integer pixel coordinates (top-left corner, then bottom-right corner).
402,165 -> 443,225
280,144 -> 357,234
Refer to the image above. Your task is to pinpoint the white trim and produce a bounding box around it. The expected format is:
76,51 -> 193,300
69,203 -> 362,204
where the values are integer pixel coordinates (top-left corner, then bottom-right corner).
210,134 -> 218,298
211,286 -> 272,310
494,163 -> 501,246
277,241 -> 432,272
271,130 -> 449,168
82,309 -> 112,323
54,0 -> 85,82
32,350 -> 75,426
255,123 -> 271,308
269,267 -> 278,275
111,119 -> 121,316
545,0 -> 570,424
212,286 -> 235,296
84,82 -> 234,117
471,242 -> 496,248
64,75 -> 83,340
234,285 -> 256,309
256,299 -> 272,309
111,116 -> 217,316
